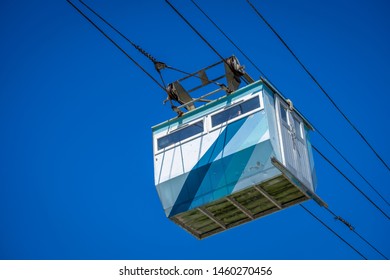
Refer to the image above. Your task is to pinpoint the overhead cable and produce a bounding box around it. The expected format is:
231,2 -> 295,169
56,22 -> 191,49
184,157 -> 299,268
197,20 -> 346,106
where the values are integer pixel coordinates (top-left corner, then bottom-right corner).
189,0 -> 267,78
300,205 -> 367,260
313,145 -> 390,220
78,0 -> 167,72
165,0 -> 235,77
314,127 -> 390,207
246,0 -> 390,173
66,0 -> 166,92
324,207 -> 388,259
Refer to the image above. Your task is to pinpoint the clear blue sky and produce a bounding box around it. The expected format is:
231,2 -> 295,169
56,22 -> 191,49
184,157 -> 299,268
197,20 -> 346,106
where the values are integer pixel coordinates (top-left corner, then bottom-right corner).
0,0 -> 389,259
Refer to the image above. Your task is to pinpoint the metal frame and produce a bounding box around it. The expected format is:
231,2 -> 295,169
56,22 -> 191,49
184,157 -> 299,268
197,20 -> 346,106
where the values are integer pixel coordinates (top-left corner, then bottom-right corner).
170,56 -> 255,112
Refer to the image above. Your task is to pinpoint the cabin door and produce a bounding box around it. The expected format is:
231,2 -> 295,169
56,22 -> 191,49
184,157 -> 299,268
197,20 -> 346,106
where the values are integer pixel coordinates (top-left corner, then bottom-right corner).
276,98 -> 313,188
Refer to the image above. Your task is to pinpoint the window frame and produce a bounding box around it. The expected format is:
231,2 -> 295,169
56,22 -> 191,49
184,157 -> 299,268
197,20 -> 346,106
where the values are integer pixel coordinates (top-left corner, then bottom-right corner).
209,93 -> 263,132
293,116 -> 304,141
155,118 -> 205,152
279,104 -> 288,124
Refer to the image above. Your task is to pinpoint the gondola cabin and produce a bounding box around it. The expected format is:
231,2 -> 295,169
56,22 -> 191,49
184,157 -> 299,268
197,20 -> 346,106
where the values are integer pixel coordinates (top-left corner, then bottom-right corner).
152,57 -> 325,239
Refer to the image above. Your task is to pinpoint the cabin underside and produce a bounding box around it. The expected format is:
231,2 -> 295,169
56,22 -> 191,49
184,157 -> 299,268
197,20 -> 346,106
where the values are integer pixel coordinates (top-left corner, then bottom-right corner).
170,166 -> 321,239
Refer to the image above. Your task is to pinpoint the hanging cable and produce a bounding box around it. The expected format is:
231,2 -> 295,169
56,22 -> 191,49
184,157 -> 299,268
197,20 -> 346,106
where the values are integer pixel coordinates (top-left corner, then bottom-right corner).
323,207 -> 388,259
165,0 -> 242,82
165,0 -> 225,62
314,126 -> 390,207
246,0 -> 390,173
78,0 -> 235,108
300,205 -> 367,259
80,0 -> 228,87
66,0 -> 166,92
72,0 -> 188,115
189,0 -> 267,78
78,0 -> 168,72
312,145 -> 390,220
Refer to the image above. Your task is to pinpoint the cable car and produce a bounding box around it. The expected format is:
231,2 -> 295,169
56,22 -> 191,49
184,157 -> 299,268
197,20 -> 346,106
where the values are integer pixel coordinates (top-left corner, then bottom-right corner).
152,56 -> 326,239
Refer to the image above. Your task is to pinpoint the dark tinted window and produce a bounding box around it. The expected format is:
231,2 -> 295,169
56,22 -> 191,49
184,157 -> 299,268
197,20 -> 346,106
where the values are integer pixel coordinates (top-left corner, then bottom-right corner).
280,105 -> 288,123
157,121 -> 204,150
211,97 -> 260,127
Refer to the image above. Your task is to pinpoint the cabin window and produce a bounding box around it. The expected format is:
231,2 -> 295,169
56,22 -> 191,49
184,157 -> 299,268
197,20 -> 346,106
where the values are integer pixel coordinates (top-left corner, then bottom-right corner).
157,121 -> 204,150
280,106 -> 288,123
293,117 -> 303,139
211,96 -> 260,127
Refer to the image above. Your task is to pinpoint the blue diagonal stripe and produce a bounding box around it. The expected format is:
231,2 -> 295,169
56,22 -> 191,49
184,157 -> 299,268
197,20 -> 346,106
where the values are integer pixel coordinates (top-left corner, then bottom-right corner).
169,117 -> 248,217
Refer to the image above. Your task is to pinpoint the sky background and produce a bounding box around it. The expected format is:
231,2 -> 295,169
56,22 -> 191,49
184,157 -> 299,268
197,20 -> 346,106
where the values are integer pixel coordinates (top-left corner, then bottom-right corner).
0,0 -> 389,260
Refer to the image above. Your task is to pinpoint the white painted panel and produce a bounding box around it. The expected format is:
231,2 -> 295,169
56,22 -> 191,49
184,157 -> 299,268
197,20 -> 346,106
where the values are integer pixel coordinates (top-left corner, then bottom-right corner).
155,147 -> 174,184
181,135 -> 207,173
154,153 -> 163,184
169,145 -> 185,179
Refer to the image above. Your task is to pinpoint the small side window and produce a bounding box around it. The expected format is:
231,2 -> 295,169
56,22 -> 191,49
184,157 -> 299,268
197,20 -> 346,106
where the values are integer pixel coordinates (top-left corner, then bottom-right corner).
211,97 -> 260,127
280,105 -> 288,123
157,121 -> 204,150
293,117 -> 302,139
